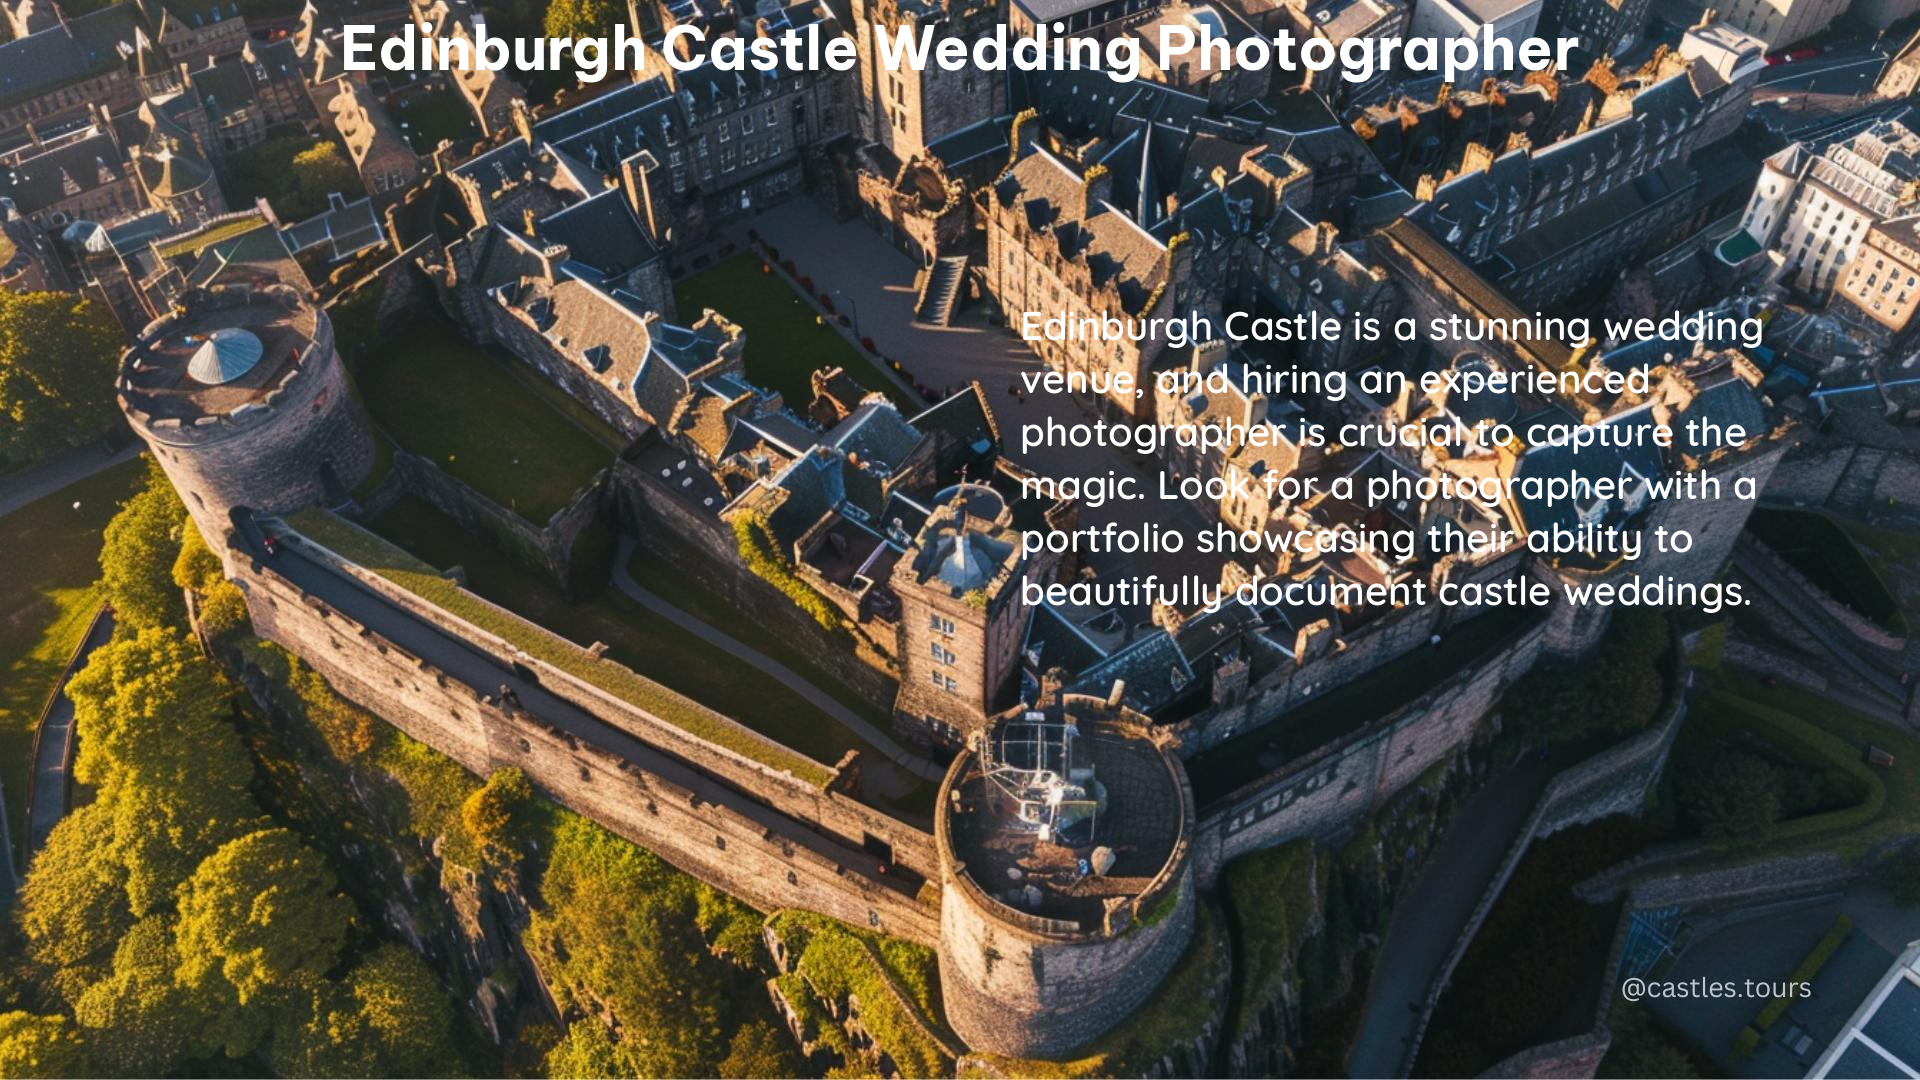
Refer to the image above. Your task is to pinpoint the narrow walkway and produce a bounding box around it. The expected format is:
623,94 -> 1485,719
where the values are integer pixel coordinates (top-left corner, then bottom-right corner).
1346,752 -> 1559,1078
0,444 -> 140,520
1733,544 -> 1909,707
610,538 -> 945,782
26,607 -> 116,862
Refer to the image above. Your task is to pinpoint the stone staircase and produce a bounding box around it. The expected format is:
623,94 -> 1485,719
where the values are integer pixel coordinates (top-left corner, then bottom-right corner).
914,255 -> 967,326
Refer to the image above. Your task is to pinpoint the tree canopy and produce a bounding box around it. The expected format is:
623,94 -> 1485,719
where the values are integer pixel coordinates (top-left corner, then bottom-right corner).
98,462 -> 187,631
1679,751 -> 1781,844
175,828 -> 355,1005
0,290 -> 122,468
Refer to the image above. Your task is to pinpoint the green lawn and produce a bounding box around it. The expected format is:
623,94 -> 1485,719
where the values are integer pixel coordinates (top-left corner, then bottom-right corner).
354,315 -> 613,523
393,89 -> 482,155
289,499 -> 893,786
674,253 -> 906,409
623,538 -> 893,732
1747,508 -> 1906,634
0,458 -> 145,866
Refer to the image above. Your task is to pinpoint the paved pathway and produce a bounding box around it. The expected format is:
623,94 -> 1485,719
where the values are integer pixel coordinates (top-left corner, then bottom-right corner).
25,607 -> 115,863
0,444 -> 140,520
610,538 -> 944,783
1345,752 -> 1560,1078
1733,544 -> 1909,708
747,204 -> 1226,590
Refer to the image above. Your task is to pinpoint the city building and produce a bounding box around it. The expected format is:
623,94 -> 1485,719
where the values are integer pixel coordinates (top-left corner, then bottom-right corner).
1407,0 -> 1542,82
1738,120 -> 1920,299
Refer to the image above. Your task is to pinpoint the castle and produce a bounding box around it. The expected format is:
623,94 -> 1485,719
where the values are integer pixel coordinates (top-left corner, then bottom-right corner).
99,0 -> 1820,1057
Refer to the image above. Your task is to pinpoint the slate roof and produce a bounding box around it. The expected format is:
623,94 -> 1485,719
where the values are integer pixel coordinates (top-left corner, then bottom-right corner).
1067,630 -> 1195,714
1509,402 -> 1665,537
992,144 -> 1169,314
0,127 -> 129,215
0,4 -> 141,111
534,188 -> 660,279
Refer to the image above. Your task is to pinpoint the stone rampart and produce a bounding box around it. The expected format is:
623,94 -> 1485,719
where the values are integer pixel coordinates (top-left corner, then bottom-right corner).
387,450 -> 609,593
1398,660 -> 1689,1074
1191,613 -> 1548,886
233,539 -> 941,944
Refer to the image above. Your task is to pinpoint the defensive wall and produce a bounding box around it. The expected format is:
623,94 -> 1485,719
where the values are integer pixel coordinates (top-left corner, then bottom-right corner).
606,452 -> 902,704
934,698 -> 1199,1058
1398,656 -> 1691,1074
231,525 -> 942,946
1766,437 -> 1920,517
371,449 -> 611,595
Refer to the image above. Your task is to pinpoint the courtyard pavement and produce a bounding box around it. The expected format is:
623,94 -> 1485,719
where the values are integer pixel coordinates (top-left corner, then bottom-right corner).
746,203 -> 1224,593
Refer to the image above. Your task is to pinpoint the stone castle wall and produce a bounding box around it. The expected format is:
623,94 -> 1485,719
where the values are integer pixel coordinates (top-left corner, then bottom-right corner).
1191,612 -> 1548,885
232,539 -> 941,945
1766,438 -> 1920,516
386,450 -> 609,593
1398,660 -> 1688,1073
932,714 -> 1200,1058
131,298 -> 375,546
608,455 -> 901,705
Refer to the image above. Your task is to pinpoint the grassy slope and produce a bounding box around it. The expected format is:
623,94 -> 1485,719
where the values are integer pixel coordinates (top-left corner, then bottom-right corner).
0,458 -> 145,862
674,253 -> 904,408
287,501 -> 846,786
355,315 -> 612,523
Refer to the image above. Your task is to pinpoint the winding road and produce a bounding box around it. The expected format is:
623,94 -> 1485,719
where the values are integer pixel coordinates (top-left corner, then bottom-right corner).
24,608 -> 116,862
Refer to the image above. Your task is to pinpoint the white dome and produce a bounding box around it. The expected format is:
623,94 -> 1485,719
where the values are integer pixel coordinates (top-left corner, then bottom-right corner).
186,327 -> 264,385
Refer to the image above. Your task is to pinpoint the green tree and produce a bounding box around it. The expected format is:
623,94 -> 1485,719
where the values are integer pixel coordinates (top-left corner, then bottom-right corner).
1876,847 -> 1920,906
544,0 -> 620,40
175,828 -> 354,1005
71,914 -> 258,1073
17,802 -> 133,1003
0,290 -> 122,466
0,1012 -> 89,1078
288,142 -> 361,218
66,625 -> 260,912
544,1019 -> 626,1078
461,766 -> 534,866
1502,608 -> 1670,746
717,1019 -> 802,1079
273,946 -> 463,1078
526,816 -> 734,1077
98,461 -> 186,631
1599,1004 -> 1697,1079
173,518 -> 249,641
1679,751 -> 1780,844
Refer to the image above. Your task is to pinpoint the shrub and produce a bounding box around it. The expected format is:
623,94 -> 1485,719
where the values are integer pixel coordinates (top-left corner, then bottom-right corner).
1752,915 -> 1852,1033
731,511 -> 841,633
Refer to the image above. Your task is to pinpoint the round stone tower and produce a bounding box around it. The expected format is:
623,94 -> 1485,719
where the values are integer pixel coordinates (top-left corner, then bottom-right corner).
934,688 -> 1196,1058
118,283 -> 374,546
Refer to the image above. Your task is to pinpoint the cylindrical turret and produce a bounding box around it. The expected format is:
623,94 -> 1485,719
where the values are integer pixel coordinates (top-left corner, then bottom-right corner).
934,690 -> 1195,1058
118,283 -> 374,547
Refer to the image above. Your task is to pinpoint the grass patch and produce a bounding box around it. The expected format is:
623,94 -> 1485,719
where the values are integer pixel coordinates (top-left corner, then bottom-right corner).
393,88 -> 482,154
1753,914 -> 1851,1035
0,458 -> 144,863
766,910 -> 952,1077
1679,691 -> 1884,845
1709,671 -> 1918,857
354,312 -> 611,522
674,253 -> 904,409
1222,840 -> 1317,1041
286,503 -> 836,786
1748,508 -> 1906,634
151,215 -> 263,260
